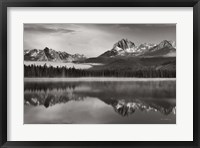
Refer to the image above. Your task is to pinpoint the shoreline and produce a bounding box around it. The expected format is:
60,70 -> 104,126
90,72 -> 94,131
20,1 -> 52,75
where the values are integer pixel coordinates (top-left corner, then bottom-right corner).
24,77 -> 176,82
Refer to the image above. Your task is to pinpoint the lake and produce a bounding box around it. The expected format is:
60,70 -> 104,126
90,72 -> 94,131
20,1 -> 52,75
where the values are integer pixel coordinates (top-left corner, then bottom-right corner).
24,78 -> 176,124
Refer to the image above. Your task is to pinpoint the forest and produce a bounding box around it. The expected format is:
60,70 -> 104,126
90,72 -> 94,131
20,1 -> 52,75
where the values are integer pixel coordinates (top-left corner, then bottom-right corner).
24,64 -> 176,78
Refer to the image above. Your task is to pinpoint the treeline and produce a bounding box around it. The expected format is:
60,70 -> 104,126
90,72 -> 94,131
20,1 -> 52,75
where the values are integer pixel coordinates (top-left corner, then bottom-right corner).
24,64 -> 176,78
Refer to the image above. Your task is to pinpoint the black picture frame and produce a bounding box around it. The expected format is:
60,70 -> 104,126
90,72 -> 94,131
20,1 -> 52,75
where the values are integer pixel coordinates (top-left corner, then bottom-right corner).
0,0 -> 199,147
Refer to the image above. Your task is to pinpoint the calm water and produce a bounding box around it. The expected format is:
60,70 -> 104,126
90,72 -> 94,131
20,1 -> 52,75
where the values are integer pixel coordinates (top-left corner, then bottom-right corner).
24,78 -> 176,124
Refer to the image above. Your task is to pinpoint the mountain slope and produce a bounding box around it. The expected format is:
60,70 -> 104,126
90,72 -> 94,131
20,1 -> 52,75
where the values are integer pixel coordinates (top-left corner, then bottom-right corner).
87,56 -> 176,73
140,40 -> 176,57
136,43 -> 157,52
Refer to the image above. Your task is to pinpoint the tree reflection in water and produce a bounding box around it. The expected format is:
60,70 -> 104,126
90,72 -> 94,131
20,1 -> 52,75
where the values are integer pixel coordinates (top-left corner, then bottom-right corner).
24,80 -> 176,117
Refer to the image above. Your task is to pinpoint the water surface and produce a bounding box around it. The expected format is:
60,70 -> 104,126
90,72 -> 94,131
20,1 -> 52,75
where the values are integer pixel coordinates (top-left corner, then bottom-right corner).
24,78 -> 176,124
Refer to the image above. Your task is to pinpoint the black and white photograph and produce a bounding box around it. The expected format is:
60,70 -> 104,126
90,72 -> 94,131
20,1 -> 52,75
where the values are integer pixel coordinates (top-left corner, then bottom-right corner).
24,24 -> 176,124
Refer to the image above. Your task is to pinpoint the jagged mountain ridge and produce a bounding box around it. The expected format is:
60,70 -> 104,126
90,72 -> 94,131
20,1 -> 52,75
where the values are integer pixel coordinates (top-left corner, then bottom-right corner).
24,47 -> 86,62
99,39 -> 176,57
141,40 -> 176,57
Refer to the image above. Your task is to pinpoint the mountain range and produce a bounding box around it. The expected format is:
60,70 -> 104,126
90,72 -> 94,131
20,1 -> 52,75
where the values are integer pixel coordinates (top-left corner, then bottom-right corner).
24,39 -> 176,62
99,39 -> 176,57
24,47 -> 86,62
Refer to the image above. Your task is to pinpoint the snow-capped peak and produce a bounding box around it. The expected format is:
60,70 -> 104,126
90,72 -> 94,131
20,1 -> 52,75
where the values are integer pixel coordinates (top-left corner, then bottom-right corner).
99,39 -> 176,57
137,43 -> 157,52
113,38 -> 136,51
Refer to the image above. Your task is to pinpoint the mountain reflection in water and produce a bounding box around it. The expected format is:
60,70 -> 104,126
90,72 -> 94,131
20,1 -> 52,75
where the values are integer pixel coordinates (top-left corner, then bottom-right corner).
24,80 -> 176,124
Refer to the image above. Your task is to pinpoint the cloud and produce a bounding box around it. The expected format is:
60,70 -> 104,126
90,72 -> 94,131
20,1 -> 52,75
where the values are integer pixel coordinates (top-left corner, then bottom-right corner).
24,24 -> 75,34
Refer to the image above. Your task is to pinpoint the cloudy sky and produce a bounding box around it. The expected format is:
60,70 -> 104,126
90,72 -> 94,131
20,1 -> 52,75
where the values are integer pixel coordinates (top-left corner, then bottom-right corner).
24,24 -> 176,57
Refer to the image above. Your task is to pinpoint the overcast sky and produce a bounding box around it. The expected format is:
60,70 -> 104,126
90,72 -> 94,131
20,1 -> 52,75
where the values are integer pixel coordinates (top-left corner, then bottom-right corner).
24,24 -> 176,57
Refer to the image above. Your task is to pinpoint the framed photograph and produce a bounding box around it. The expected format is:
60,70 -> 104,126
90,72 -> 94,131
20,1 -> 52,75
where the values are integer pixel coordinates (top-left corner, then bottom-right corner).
0,0 -> 199,147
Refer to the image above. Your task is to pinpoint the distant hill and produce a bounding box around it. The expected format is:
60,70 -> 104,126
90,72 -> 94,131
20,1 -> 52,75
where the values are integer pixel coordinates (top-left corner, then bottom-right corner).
86,56 -> 176,72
